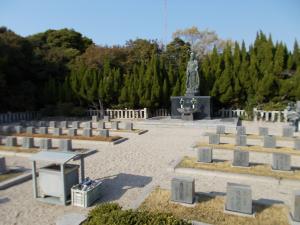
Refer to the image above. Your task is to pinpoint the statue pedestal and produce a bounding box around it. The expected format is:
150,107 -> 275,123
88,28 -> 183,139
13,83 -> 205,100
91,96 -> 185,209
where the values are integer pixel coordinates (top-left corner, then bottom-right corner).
170,96 -> 212,120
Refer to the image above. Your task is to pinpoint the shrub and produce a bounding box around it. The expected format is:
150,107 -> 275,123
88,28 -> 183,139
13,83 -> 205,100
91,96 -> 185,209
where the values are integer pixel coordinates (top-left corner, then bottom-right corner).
84,203 -> 191,225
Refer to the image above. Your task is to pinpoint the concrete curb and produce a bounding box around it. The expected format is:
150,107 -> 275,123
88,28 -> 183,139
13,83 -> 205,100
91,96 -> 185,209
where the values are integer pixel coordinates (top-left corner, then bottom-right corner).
0,170 -> 32,190
167,156 -> 184,172
129,183 -> 158,210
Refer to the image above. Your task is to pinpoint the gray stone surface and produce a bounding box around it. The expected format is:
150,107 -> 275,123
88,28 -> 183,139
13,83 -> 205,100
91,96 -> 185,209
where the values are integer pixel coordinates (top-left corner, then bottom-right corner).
39,138 -> 52,150
59,139 -> 72,151
103,116 -> 110,122
259,127 -> 268,136
171,176 -> 195,204
98,121 -> 105,129
26,126 -> 35,134
83,128 -> 92,137
291,190 -> 300,222
111,121 -> 119,130
263,135 -> 276,148
56,213 -> 87,225
53,128 -> 62,136
236,126 -> 246,135
235,135 -> 247,146
2,126 -> 12,134
197,147 -> 212,163
99,129 -> 109,138
294,138 -> 300,150
60,121 -> 68,129
226,183 -> 252,214
272,153 -> 291,171
92,116 -> 98,122
209,134 -> 220,144
6,136 -> 17,147
185,52 -> 199,96
233,150 -> 249,167
49,121 -> 57,128
72,121 -> 80,129
14,126 -> 23,134
282,126 -> 294,137
84,121 -> 92,129
39,127 -> 48,134
216,125 -> 225,134
68,128 -> 77,136
124,122 -> 133,130
0,156 -> 6,174
22,137 -> 34,149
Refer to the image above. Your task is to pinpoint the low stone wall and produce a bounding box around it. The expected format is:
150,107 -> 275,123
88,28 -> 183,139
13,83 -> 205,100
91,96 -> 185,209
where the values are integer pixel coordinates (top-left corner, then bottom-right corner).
0,112 -> 38,124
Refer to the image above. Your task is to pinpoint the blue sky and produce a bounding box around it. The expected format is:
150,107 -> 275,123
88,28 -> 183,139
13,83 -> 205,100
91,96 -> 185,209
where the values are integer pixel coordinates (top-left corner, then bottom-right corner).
0,0 -> 299,50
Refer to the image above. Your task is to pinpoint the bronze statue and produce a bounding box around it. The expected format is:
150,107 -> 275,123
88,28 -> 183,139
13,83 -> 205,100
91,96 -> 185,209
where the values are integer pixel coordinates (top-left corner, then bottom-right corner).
186,52 -> 199,96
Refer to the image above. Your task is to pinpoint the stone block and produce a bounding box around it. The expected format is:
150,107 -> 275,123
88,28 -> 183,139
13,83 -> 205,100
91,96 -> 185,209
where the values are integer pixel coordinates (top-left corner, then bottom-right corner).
294,138 -> 300,150
103,115 -> 110,122
263,135 -> 276,148
216,125 -> 225,134
49,121 -> 57,128
2,126 -> 12,134
235,135 -> 247,146
72,121 -> 80,129
197,147 -> 212,163
83,129 -> 92,137
171,177 -> 195,204
92,116 -> 98,122
111,121 -> 119,130
0,156 -> 6,174
22,137 -> 34,149
209,134 -> 220,144
59,139 -> 72,151
60,121 -> 68,129
259,127 -> 268,136
84,122 -> 92,129
233,150 -> 249,167
68,128 -> 77,136
226,183 -> 252,214
236,126 -> 246,135
97,121 -> 105,129
39,138 -> 52,150
291,190 -> 300,222
26,126 -> 35,134
53,128 -> 62,136
6,136 -> 17,147
282,126 -> 294,137
272,153 -> 291,171
14,126 -> 23,134
99,129 -> 109,138
39,127 -> 48,134
124,122 -> 133,130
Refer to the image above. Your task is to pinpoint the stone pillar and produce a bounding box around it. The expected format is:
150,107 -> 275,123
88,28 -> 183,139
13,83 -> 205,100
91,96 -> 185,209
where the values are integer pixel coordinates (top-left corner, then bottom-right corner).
171,177 -> 195,204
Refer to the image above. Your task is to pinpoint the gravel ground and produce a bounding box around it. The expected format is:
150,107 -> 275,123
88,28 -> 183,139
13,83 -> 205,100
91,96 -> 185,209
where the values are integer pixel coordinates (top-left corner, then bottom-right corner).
0,122 -> 299,225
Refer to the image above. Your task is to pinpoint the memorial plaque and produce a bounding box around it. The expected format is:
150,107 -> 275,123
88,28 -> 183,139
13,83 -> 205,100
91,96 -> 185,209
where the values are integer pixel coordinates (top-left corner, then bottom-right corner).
226,183 -> 252,214
197,147 -> 212,163
233,150 -> 249,167
282,126 -> 294,137
84,122 -> 92,129
0,156 -> 6,174
171,177 -> 195,204
22,137 -> 34,149
83,129 -> 92,137
216,125 -> 225,134
98,121 -> 105,129
263,135 -> 276,148
59,139 -> 72,151
124,122 -> 133,130
49,121 -> 57,128
111,121 -> 119,130
259,127 -> 268,136
39,138 -> 52,150
6,136 -> 17,147
53,128 -> 62,136
39,127 -> 48,134
68,128 -> 77,136
235,135 -> 247,146
294,138 -> 300,150
72,121 -> 80,129
209,134 -> 220,144
99,129 -> 109,138
291,190 -> 300,222
236,126 -> 246,135
60,121 -> 68,129
26,126 -> 35,134
272,153 -> 291,171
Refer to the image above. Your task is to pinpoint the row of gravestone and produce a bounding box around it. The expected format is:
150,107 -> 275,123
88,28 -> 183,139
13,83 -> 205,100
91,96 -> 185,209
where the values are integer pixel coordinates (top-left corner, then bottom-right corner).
209,133 -> 300,150
216,125 -> 295,137
171,176 -> 300,222
0,136 -> 73,151
197,147 -> 292,171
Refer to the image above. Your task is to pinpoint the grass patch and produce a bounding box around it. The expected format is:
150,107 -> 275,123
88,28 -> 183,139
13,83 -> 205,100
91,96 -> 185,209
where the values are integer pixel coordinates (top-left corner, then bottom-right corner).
139,188 -> 289,225
178,156 -> 300,180
0,145 -> 38,153
0,170 -> 24,182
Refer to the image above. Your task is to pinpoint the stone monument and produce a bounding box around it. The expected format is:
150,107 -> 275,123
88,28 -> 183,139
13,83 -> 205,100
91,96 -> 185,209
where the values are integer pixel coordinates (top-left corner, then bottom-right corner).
171,176 -> 195,204
197,147 -> 213,163
291,190 -> 300,222
171,52 -> 212,120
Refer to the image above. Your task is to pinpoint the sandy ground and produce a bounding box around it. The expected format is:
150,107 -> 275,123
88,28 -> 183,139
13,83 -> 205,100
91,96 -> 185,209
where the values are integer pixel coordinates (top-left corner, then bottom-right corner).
0,121 -> 299,225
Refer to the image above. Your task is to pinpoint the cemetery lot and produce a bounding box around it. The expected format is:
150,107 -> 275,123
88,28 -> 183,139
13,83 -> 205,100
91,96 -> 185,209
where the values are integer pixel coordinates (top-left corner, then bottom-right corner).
0,124 -> 299,225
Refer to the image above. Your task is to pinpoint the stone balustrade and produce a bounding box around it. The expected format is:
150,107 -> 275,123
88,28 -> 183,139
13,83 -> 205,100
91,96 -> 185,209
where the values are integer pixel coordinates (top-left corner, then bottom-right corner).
0,111 -> 38,124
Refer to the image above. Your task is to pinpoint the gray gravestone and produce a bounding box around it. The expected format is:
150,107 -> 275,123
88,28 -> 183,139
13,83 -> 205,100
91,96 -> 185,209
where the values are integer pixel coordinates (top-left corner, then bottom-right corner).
72,121 -> 80,129
99,129 -> 109,138
39,138 -> 52,150
124,122 -> 133,130
53,128 -> 62,136
233,150 -> 249,167
60,121 -> 68,129
39,127 -> 48,134
83,129 -> 92,137
236,126 -> 246,135
2,126 -> 12,134
294,138 -> 300,150
263,135 -> 276,148
216,125 -> 225,134
59,139 -> 72,151
272,153 -> 291,171
92,116 -> 98,122
111,121 -> 119,130
84,122 -> 92,129
197,147 -> 212,163
103,115 -> 110,122
226,183 -> 252,214
26,126 -> 35,134
259,127 -> 268,136
209,134 -> 220,144
68,128 -> 77,136
22,137 -> 34,149
171,177 -> 195,204
49,121 -> 57,128
235,135 -> 247,146
0,156 -> 6,174
98,121 -> 105,129
282,126 -> 294,137
14,126 -> 23,134
6,137 -> 17,147
291,190 -> 300,222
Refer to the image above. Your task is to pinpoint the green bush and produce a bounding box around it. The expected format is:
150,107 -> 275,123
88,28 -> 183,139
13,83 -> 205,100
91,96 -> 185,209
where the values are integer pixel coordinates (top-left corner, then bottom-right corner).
84,203 -> 191,225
